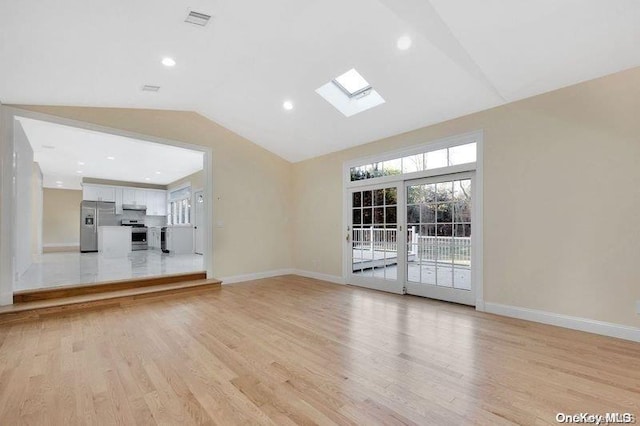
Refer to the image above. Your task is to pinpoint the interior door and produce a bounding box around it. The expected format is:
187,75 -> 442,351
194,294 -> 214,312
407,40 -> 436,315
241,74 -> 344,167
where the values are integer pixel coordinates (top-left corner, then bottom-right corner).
348,183 -> 405,294
194,190 -> 205,255
405,172 -> 475,305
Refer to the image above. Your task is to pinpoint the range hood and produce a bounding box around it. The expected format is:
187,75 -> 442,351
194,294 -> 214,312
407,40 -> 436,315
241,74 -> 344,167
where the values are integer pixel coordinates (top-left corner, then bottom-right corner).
122,204 -> 147,211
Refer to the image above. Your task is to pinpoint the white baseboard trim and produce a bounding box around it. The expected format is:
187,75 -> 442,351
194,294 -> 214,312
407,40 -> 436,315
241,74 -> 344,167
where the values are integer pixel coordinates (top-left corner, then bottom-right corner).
220,269 -> 295,284
219,269 -> 345,286
0,290 -> 12,306
43,243 -> 79,253
291,269 -> 345,285
484,302 -> 640,343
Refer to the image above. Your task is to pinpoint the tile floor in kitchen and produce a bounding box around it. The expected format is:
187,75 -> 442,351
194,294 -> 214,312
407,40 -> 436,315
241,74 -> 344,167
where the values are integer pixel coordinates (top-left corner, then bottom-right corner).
15,250 -> 204,291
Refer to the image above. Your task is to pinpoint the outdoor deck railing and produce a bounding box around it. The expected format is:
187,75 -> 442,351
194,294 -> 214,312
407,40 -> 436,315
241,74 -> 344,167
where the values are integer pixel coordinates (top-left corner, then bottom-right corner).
352,226 -> 471,264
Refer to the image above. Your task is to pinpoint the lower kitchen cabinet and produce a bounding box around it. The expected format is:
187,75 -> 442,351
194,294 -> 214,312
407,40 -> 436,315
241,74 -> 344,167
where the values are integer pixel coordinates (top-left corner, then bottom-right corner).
148,227 -> 162,249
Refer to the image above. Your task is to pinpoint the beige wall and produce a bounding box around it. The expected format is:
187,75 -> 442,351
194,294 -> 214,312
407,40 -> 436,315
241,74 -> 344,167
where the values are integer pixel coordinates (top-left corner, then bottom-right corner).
168,170 -> 204,192
293,66 -> 640,328
15,107 -> 293,278
43,188 -> 82,248
11,67 -> 640,329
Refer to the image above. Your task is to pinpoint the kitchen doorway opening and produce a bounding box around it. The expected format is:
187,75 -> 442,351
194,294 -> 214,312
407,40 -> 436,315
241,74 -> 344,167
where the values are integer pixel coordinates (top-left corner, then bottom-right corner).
0,107 -> 214,300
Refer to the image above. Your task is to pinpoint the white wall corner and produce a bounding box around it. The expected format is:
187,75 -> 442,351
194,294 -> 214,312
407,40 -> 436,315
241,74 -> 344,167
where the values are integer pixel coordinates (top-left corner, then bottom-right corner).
484,302 -> 640,343
292,270 -> 345,285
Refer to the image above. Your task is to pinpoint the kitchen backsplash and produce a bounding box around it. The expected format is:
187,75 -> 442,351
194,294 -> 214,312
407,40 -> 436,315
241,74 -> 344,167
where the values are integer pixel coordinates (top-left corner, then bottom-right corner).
145,216 -> 167,227
116,210 -> 166,227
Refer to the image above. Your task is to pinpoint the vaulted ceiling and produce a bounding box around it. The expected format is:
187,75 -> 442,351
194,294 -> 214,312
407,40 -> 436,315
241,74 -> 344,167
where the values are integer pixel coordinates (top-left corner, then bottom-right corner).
1,1 -> 639,162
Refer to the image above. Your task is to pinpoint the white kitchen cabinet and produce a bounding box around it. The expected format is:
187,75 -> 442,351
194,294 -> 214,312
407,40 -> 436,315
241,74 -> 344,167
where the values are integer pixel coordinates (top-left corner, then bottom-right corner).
115,187 -> 123,214
85,184 -> 165,215
135,189 -> 147,206
148,227 -> 161,249
145,190 -> 167,216
165,226 -> 193,254
122,188 -> 136,205
122,188 -> 147,206
83,184 -> 116,202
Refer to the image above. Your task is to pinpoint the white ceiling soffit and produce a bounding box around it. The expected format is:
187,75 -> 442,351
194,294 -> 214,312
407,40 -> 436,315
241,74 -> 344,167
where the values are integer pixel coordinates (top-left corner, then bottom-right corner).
16,117 -> 203,190
1,1 -> 639,162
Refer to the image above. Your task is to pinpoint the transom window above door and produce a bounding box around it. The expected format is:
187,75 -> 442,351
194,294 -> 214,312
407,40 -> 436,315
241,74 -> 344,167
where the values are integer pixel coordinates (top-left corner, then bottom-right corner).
350,142 -> 476,182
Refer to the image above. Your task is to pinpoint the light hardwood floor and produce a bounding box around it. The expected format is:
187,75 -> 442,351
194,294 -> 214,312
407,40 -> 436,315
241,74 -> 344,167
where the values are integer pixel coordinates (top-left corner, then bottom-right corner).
0,275 -> 638,425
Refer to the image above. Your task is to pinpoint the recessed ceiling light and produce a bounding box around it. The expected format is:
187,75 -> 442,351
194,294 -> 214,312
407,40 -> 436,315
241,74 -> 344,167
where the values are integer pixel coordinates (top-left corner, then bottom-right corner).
76,170 -> 83,174
155,171 -> 161,175
78,161 -> 85,165
161,57 -> 176,67
106,156 -> 115,160
56,184 -> 63,187
55,181 -> 63,184
397,35 -> 412,51
142,85 -> 161,92
145,177 -> 151,181
283,100 -> 294,111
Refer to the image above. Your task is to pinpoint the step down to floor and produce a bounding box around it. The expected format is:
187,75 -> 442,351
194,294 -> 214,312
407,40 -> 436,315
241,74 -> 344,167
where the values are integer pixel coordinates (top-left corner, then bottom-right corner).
13,271 -> 208,303
0,278 -> 222,324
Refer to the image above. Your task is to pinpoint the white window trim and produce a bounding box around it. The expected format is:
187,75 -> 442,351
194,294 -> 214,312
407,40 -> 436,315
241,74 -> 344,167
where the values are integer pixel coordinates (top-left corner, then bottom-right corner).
341,130 -> 485,311
168,181 -> 191,200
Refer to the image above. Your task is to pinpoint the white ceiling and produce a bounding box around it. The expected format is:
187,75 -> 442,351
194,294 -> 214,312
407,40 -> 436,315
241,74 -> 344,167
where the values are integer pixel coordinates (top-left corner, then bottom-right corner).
17,117 -> 203,190
1,1 -> 639,162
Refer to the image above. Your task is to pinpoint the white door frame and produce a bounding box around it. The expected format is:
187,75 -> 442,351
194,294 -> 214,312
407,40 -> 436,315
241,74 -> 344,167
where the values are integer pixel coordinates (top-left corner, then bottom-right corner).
404,171 -> 477,306
341,130 -> 484,310
347,181 -> 405,294
0,106 -> 215,305
193,188 -> 205,255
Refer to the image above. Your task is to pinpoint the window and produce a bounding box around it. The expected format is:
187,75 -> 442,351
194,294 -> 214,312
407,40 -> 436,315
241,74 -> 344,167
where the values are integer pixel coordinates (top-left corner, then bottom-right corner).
333,68 -> 372,98
316,68 -> 384,117
167,186 -> 191,225
350,142 -> 477,182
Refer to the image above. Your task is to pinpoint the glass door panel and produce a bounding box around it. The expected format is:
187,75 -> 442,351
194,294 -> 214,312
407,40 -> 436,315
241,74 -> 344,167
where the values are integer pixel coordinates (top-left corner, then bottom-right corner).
405,173 -> 475,305
348,183 -> 404,294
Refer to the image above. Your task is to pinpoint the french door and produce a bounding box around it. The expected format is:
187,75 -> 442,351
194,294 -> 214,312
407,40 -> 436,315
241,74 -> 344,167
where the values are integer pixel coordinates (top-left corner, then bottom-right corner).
404,173 -> 475,305
348,183 -> 405,294
347,173 -> 476,306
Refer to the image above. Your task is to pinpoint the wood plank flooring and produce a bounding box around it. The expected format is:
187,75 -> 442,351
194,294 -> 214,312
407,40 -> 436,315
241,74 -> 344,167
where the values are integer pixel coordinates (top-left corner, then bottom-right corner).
0,275 -> 638,425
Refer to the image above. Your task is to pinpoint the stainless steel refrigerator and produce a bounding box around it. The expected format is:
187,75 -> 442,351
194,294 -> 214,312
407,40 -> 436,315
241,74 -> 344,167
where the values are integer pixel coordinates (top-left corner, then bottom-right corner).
80,201 -> 117,252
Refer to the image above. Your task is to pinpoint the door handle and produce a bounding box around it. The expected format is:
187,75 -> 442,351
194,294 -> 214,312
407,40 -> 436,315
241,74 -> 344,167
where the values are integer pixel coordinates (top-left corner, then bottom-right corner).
346,232 -> 350,242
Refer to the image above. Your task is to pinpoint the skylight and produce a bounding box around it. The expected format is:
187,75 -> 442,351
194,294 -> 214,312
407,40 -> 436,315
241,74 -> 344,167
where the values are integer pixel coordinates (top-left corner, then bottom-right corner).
333,68 -> 371,98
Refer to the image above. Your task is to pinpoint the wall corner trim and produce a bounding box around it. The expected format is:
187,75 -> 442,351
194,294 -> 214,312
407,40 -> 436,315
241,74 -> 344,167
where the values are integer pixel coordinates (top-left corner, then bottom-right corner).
484,302 -> 640,343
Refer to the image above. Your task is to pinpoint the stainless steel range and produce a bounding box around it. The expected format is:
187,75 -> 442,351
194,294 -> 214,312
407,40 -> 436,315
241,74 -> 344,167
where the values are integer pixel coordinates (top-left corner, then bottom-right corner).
121,219 -> 148,251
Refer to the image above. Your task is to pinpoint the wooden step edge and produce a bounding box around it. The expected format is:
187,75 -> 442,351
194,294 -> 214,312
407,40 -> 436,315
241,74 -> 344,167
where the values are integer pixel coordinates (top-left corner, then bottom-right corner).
14,271 -> 208,303
0,279 -> 222,324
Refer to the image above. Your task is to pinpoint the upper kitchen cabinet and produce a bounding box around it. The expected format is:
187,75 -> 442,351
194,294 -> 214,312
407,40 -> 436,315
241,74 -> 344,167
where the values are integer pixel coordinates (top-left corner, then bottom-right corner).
146,190 -> 167,216
122,188 -> 147,206
84,183 -> 166,215
83,184 -> 116,202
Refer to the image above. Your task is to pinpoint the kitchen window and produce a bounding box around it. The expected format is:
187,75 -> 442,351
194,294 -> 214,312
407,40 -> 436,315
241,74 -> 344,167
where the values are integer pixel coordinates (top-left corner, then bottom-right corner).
167,186 -> 191,225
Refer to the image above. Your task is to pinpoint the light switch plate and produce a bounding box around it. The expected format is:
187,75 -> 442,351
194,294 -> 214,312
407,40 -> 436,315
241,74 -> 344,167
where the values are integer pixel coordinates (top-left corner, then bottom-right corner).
216,220 -> 224,228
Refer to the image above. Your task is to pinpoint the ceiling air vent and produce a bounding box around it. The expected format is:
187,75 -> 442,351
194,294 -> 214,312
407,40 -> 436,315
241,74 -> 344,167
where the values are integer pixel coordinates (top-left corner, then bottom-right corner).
185,11 -> 211,26
142,85 -> 160,92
